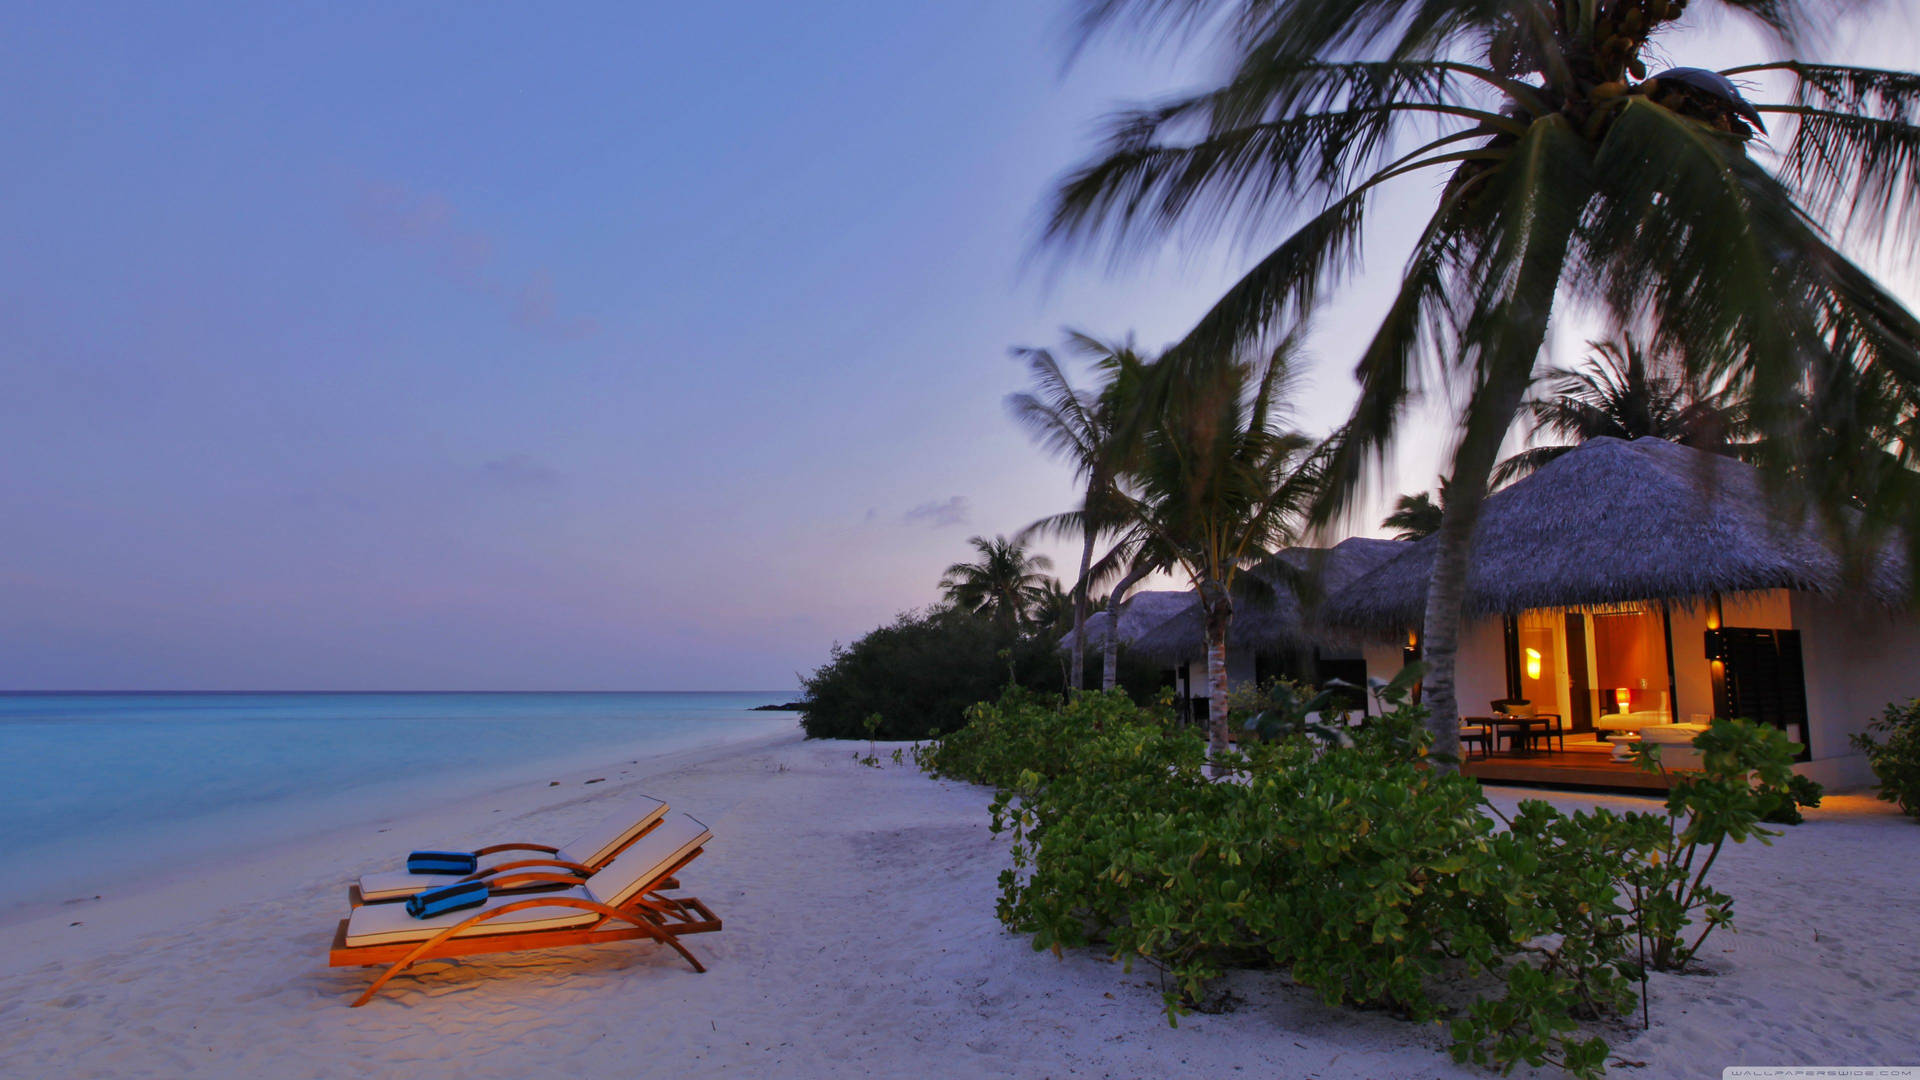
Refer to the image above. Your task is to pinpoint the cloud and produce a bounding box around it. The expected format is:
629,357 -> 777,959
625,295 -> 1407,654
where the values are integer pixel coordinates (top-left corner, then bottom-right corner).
479,455 -> 563,490
902,496 -> 969,528
349,181 -> 598,342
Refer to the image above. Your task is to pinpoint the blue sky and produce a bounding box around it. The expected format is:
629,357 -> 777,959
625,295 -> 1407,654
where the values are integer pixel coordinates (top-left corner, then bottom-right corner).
2,3 -> 1914,690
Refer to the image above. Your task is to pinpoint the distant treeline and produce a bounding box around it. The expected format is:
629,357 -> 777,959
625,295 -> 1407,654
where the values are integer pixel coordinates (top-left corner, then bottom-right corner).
798,607 -> 1163,740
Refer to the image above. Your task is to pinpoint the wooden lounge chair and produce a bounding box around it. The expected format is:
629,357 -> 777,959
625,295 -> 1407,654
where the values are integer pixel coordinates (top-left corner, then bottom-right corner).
353,794 -> 669,905
329,812 -> 720,1006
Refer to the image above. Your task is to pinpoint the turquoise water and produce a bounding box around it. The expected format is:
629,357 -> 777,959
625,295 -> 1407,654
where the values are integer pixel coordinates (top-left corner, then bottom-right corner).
0,692 -> 798,909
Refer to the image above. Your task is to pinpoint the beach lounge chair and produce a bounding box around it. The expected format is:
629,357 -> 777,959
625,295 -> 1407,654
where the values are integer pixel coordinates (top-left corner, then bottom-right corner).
353,794 -> 669,905
329,812 -> 720,1007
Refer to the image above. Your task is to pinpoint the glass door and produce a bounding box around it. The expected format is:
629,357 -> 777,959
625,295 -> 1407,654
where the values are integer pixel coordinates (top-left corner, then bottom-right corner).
1516,610 -> 1570,727
1589,607 -> 1673,725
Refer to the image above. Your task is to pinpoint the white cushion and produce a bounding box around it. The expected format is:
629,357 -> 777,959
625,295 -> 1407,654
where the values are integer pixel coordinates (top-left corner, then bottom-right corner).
561,795 -> 669,866
588,813 -> 712,908
1640,723 -> 1710,745
1593,711 -> 1673,732
343,887 -> 600,947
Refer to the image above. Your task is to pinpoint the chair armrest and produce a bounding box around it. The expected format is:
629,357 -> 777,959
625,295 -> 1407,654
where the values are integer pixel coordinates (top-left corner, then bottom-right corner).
485,871 -> 588,890
465,858 -> 593,881
474,842 -> 561,856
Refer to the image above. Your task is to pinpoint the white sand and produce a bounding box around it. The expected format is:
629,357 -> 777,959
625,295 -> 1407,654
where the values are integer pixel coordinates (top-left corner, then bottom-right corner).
1,734 -> 1915,1079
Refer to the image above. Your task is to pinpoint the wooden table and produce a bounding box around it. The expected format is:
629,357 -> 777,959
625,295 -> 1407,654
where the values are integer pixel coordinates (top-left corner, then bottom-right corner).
1483,715 -> 1557,756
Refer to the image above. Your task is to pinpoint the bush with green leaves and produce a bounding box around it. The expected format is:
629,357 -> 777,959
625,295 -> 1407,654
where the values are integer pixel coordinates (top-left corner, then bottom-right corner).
1223,677 -> 1357,743
799,606 -> 1165,740
1850,698 -> 1920,819
914,686 -> 1179,790
1621,718 -> 1823,968
919,679 -> 1815,1079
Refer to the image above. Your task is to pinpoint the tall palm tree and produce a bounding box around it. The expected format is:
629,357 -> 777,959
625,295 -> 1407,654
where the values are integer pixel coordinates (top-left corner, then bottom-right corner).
1081,523 -> 1178,690
1049,0 -> 1920,760
1108,338 -> 1319,772
940,535 -> 1055,632
1007,333 -> 1150,688
1493,337 -> 1744,485
1381,486 -> 1446,541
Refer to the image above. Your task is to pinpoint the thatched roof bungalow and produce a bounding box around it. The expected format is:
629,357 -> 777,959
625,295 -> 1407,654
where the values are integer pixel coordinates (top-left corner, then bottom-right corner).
1126,537 -> 1404,667
1057,589 -> 1196,655
1323,436 -> 1916,788
1064,538 -> 1403,714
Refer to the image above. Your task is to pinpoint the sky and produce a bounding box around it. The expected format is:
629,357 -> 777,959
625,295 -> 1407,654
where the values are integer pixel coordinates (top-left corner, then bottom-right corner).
2,2 -> 1915,691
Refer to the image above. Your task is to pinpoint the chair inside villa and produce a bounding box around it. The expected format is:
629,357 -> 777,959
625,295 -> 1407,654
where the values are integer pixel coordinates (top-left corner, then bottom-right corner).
1490,699 -> 1564,755
1458,718 -> 1492,759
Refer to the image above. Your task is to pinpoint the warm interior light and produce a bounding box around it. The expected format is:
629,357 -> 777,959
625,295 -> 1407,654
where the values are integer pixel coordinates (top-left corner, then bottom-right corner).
1615,687 -> 1632,712
1524,647 -> 1542,681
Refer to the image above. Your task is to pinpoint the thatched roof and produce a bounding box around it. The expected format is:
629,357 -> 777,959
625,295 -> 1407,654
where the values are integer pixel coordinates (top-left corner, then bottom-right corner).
1122,537 -> 1405,666
1057,589 -> 1196,653
1322,436 -> 1908,631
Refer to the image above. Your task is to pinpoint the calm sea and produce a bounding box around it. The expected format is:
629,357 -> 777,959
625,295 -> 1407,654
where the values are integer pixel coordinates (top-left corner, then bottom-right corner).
0,691 -> 798,910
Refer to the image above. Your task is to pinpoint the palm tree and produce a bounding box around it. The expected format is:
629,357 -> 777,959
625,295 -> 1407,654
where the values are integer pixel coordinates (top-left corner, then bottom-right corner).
940,535 -> 1055,632
1493,337 -> 1743,485
1105,337 -> 1319,772
1381,487 -> 1445,541
1007,333 -> 1150,688
1027,577 -> 1076,638
1049,0 -> 1920,761
1082,524 -> 1177,690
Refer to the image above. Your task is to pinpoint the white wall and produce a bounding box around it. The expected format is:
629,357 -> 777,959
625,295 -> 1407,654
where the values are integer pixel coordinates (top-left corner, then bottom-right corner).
1791,592 -> 1920,787
1361,641 -> 1405,685
1358,619 -> 1531,716
1454,617 -> 1512,717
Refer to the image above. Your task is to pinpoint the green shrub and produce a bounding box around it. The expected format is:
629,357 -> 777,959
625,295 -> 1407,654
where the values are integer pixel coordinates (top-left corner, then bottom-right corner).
920,687 -> 1813,1079
1850,698 -> 1920,818
1223,677 -> 1355,743
1626,718 -> 1824,967
797,607 -> 1167,740
914,686 -> 1178,789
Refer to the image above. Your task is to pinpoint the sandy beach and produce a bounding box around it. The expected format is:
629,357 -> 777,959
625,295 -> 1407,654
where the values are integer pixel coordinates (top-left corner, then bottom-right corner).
2,733 -> 1915,1080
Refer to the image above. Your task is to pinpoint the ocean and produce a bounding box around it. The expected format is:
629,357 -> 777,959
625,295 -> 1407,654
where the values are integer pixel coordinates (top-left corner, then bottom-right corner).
0,691 -> 798,910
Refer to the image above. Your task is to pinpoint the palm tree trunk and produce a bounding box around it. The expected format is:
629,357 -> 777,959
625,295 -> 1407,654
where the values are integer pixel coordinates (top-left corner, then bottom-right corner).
1103,563 -> 1151,691
1421,368 -> 1539,768
1203,592 -> 1233,778
1070,526 -> 1095,690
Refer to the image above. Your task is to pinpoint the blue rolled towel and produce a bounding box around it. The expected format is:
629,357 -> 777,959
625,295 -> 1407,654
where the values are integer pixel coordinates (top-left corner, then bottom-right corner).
405,879 -> 490,919
407,850 -> 478,875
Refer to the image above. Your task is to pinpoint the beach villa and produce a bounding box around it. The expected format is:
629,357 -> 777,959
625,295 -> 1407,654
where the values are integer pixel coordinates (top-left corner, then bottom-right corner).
1320,436 -> 1918,789
1077,538 -> 1403,722
1082,436 -> 1918,789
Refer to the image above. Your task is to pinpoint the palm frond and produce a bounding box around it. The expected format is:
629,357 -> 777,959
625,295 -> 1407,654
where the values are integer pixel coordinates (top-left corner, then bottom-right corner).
1740,62 -> 1920,246
1044,60 -> 1504,262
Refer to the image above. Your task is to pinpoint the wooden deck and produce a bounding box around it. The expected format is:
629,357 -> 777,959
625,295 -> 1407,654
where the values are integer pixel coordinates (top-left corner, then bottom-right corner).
1462,743 -> 1672,792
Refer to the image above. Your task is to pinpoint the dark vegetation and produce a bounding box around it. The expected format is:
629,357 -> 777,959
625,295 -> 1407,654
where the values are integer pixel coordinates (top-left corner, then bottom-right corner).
915,680 -> 1818,1078
1852,698 -> 1920,819
797,607 -> 1163,740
